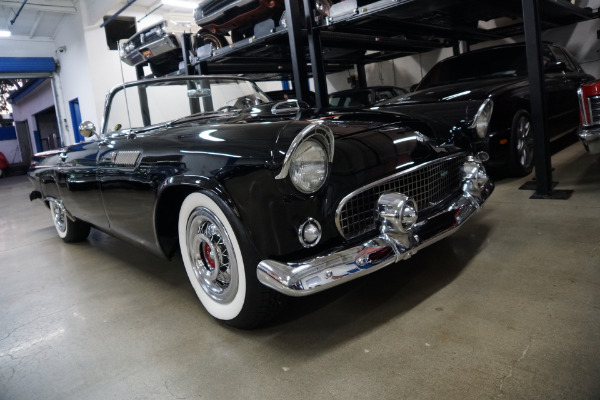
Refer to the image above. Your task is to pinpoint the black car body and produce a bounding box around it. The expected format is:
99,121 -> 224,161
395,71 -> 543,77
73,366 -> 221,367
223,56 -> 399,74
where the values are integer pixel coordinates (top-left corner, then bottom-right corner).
380,43 -> 594,176
28,76 -> 493,328
329,86 -> 407,108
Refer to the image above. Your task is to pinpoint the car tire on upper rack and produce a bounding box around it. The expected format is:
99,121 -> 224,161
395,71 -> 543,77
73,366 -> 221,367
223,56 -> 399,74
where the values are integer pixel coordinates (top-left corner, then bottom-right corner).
178,191 -> 285,329
194,31 -> 227,55
508,109 -> 535,177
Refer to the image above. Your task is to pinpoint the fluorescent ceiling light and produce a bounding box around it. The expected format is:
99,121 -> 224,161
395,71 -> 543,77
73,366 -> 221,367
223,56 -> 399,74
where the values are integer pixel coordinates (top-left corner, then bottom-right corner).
162,0 -> 197,9
0,30 -> 11,37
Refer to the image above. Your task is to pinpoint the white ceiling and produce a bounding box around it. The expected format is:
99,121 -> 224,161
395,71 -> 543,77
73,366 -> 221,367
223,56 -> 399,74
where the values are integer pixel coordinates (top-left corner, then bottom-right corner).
0,0 -> 197,40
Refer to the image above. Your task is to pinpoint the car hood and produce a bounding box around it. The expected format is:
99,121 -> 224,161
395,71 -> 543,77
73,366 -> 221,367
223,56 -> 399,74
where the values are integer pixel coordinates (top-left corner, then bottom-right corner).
393,76 -> 528,103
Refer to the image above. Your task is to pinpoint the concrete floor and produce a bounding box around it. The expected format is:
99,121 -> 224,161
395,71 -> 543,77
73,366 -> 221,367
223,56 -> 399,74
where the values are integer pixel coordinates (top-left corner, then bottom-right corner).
1,142 -> 599,400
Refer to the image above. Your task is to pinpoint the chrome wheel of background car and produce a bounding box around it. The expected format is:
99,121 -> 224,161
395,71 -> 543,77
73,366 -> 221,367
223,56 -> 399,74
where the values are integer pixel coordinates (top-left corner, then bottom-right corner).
48,199 -> 91,242
509,110 -> 535,176
186,207 -> 238,305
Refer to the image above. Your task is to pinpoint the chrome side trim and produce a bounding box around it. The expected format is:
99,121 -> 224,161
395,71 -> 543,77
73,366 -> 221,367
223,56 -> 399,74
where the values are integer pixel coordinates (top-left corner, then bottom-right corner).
257,176 -> 494,297
275,122 -> 335,180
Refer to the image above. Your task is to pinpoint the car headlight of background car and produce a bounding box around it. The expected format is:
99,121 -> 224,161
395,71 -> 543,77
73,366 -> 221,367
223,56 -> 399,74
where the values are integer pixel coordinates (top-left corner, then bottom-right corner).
276,123 -> 335,194
470,99 -> 494,138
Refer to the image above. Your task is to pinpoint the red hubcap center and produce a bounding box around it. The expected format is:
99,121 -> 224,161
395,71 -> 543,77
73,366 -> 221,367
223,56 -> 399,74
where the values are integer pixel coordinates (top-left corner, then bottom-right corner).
203,242 -> 216,270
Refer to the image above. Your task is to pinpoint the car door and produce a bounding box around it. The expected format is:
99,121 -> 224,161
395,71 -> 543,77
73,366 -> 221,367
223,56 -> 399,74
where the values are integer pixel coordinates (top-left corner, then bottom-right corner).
55,141 -> 109,229
97,133 -> 165,254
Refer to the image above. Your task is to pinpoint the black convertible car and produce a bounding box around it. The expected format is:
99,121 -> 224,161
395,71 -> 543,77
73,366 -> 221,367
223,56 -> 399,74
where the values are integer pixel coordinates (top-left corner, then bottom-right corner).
28,76 -> 493,328
380,42 -> 594,176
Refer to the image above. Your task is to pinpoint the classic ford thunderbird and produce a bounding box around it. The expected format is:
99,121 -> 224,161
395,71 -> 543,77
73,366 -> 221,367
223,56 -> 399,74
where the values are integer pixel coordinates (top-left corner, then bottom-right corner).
28,76 -> 493,328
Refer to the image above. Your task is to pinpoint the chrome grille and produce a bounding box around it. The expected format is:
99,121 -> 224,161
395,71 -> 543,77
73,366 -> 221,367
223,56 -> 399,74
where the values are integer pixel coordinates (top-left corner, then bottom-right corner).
589,95 -> 600,124
335,154 -> 467,239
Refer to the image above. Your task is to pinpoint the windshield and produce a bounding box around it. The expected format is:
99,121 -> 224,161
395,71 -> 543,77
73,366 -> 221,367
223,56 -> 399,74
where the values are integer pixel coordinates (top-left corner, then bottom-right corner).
103,77 -> 271,134
418,47 -> 529,90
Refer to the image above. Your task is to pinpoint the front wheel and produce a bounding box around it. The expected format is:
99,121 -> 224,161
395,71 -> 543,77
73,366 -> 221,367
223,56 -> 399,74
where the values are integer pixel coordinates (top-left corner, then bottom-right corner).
178,192 -> 284,328
49,200 -> 91,242
508,110 -> 535,177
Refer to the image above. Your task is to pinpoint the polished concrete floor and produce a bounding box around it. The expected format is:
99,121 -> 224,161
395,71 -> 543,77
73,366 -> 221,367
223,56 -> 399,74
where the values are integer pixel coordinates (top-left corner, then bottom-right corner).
1,142 -> 599,400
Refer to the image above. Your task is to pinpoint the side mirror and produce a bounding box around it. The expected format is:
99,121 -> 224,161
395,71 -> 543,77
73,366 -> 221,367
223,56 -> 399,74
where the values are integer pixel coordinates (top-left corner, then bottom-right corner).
545,61 -> 565,74
79,121 -> 97,138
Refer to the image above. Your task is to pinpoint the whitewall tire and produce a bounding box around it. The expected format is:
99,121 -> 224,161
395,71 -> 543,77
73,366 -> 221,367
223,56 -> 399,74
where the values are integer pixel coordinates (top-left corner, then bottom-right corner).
178,191 -> 285,328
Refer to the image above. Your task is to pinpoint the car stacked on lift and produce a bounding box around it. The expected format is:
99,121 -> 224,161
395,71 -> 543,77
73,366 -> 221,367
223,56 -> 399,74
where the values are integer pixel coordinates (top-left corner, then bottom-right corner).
28,76 -> 493,328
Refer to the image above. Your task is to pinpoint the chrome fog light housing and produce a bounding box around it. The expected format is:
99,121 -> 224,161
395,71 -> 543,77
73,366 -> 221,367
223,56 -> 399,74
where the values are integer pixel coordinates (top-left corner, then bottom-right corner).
470,99 -> 494,138
298,218 -> 322,247
289,139 -> 328,193
378,193 -> 419,234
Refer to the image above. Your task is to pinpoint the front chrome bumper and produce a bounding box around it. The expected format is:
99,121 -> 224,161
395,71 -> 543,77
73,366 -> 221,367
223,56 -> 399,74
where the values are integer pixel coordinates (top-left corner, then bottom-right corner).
578,126 -> 600,155
257,168 -> 494,297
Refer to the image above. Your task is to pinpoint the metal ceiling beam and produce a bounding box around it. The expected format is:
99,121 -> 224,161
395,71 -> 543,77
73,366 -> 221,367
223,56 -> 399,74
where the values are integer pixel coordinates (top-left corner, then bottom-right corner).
2,1 -> 77,14
28,10 -> 42,38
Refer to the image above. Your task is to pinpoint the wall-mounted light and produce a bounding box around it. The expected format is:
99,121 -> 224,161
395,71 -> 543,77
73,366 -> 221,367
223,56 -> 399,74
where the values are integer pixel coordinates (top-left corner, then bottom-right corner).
161,0 -> 197,9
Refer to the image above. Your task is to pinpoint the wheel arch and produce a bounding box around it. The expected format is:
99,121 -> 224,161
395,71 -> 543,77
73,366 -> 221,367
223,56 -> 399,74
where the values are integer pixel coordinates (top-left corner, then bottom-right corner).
154,176 -> 242,260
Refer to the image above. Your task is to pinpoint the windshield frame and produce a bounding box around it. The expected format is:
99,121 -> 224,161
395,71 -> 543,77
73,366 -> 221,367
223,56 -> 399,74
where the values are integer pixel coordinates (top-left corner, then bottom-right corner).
101,75 -> 271,134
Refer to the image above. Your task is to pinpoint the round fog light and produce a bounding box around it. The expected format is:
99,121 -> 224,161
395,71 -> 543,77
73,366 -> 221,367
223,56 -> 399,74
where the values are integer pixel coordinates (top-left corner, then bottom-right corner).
298,218 -> 322,248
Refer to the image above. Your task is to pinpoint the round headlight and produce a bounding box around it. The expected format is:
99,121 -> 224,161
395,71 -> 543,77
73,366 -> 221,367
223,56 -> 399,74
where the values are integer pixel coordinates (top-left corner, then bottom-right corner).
471,99 -> 494,139
289,139 -> 328,193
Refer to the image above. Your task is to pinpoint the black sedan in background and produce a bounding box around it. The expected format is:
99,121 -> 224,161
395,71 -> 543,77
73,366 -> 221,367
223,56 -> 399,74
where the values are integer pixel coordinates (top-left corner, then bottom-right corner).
381,43 -> 594,176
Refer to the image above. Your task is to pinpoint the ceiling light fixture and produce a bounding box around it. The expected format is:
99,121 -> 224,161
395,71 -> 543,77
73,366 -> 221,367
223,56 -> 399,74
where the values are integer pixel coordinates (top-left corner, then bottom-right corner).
0,30 -> 11,37
161,0 -> 197,9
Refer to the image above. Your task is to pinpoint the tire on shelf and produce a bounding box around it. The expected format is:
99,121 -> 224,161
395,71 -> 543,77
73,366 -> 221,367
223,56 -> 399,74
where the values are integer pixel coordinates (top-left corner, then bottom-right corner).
49,201 -> 91,243
194,31 -> 228,55
178,191 -> 284,328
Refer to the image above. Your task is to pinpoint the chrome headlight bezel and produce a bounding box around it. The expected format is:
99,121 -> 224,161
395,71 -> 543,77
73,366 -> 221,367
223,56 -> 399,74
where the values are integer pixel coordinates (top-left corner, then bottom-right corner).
470,99 -> 494,139
276,123 -> 334,194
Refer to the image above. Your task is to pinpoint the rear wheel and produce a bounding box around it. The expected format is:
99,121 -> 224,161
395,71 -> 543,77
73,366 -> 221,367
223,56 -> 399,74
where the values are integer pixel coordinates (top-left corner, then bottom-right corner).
508,110 -> 535,177
49,200 -> 91,242
178,192 -> 284,328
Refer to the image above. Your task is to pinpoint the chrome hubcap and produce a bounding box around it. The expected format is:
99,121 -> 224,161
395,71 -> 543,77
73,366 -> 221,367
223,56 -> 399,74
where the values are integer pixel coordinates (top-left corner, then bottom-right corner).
51,201 -> 66,233
186,207 -> 237,304
516,115 -> 534,168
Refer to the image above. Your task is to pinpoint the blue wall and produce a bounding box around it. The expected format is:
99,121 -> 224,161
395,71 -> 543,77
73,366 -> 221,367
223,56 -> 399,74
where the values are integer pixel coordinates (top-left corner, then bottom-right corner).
0,126 -> 17,141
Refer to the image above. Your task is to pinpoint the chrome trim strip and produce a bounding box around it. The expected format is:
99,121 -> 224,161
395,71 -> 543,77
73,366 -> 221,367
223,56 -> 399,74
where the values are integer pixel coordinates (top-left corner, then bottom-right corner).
257,177 -> 494,297
334,152 -> 467,238
578,87 -> 590,126
275,122 -> 335,180
578,127 -> 600,154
